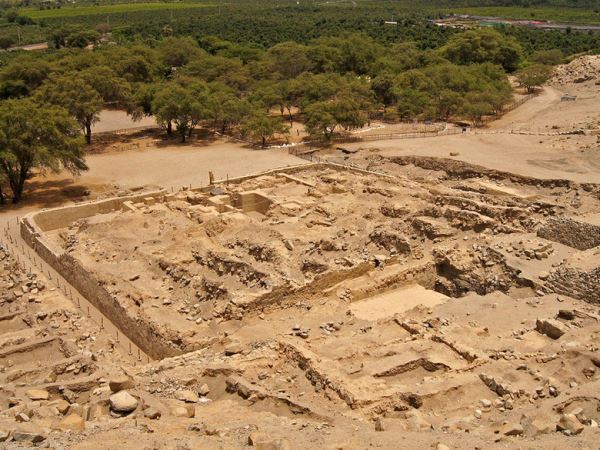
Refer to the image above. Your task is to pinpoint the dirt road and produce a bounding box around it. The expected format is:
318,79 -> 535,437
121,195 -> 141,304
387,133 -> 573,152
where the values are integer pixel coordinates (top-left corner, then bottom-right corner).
82,141 -> 304,190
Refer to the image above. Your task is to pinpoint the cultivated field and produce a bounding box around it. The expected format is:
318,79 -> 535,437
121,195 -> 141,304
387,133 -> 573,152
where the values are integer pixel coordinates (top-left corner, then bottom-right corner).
20,2 -> 214,20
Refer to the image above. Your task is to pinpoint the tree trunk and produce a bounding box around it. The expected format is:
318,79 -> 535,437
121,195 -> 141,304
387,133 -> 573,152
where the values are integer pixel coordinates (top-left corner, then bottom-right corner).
167,121 -> 173,136
221,121 -> 227,135
0,185 -> 4,205
10,168 -> 27,204
85,121 -> 92,145
261,136 -> 266,148
180,130 -> 186,143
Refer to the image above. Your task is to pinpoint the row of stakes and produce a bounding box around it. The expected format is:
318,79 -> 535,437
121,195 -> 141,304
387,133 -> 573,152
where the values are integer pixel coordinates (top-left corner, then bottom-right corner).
2,219 -> 150,364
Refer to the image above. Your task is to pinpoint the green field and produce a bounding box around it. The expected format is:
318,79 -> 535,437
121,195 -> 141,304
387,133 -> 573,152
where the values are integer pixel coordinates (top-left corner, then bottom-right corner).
441,6 -> 600,25
21,2 -> 214,20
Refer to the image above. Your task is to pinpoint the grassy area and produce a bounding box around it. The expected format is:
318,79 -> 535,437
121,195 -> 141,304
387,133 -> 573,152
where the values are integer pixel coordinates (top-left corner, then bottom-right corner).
20,2 -> 214,20
441,6 -> 600,25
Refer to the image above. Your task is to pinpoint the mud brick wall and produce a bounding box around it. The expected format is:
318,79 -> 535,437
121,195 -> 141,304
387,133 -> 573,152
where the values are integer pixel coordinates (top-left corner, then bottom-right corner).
537,217 -> 600,251
20,192 -> 179,360
34,191 -> 165,232
543,266 -> 600,304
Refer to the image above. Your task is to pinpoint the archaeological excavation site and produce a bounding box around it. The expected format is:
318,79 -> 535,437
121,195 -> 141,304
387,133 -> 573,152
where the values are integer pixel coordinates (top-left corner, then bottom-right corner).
2,153 -> 600,448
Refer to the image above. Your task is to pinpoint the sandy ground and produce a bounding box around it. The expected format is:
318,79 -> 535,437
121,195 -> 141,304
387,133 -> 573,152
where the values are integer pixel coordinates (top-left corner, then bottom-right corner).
344,133 -> 600,183
489,85 -> 599,132
92,110 -> 157,133
350,284 -> 449,320
80,140 -> 304,190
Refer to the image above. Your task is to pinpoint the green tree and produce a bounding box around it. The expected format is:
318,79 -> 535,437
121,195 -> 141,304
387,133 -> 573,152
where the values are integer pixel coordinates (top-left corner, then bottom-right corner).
0,59 -> 52,95
304,101 -> 338,140
0,99 -> 86,203
530,49 -> 564,66
152,83 -> 207,142
460,92 -> 494,127
157,37 -> 206,70
0,36 -> 15,50
515,64 -> 553,93
36,74 -> 104,145
241,110 -> 288,148
440,29 -> 523,72
265,41 -> 312,79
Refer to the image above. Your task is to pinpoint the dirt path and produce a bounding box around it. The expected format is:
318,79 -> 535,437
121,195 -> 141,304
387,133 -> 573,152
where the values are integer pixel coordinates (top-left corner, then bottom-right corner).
489,86 -> 563,131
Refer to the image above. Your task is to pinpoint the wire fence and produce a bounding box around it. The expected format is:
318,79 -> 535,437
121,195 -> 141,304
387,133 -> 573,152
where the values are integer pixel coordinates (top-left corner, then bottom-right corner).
1,218 -> 152,366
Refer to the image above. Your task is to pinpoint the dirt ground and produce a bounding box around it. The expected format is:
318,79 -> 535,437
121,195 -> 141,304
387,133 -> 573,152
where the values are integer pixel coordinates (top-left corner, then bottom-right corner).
328,79 -> 599,184
1,57 -> 600,449
92,110 -> 157,134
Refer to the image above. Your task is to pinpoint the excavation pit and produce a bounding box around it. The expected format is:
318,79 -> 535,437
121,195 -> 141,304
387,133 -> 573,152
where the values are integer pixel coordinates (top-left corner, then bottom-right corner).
19,162 -> 600,360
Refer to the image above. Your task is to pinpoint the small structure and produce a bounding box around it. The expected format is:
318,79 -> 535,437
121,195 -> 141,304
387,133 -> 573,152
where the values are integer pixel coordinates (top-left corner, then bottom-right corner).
561,94 -> 577,102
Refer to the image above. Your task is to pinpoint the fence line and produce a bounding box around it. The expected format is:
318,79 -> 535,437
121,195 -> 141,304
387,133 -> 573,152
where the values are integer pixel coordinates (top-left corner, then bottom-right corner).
1,220 -> 151,365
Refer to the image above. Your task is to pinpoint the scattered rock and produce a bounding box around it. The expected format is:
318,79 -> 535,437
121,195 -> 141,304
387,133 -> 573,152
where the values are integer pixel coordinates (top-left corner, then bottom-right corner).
52,399 -> 70,415
198,383 -> 210,396
144,407 -> 161,419
12,430 -> 46,443
172,405 -> 195,418
501,422 -> 523,436
224,342 -> 243,356
15,413 -> 30,423
248,432 -> 290,449
176,390 -> 199,403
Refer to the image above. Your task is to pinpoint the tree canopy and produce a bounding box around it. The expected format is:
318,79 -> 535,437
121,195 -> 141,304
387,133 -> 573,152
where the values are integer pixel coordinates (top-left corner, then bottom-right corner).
0,99 -> 86,203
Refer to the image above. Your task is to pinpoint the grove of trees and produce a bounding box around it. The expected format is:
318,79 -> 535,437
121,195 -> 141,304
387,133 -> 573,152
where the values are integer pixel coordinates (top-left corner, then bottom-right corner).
0,22 -> 567,203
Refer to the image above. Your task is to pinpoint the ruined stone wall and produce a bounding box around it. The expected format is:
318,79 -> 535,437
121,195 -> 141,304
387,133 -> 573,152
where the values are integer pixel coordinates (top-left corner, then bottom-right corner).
543,265 -> 600,304
34,191 -> 166,232
537,217 -> 600,251
21,209 -> 177,360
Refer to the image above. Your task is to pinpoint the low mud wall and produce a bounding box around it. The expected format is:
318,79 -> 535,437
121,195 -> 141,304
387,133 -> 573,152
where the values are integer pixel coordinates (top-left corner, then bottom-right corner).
389,156 -> 600,195
20,190 -> 177,360
18,163 -> 400,359
33,191 -> 166,232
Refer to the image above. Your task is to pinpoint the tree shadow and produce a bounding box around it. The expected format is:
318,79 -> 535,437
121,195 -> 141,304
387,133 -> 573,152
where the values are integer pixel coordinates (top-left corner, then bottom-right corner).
0,177 -> 106,213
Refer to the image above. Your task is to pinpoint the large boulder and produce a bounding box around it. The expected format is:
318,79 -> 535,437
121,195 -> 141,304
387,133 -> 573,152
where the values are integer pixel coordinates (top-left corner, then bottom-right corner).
556,414 -> 584,435
109,391 -> 138,414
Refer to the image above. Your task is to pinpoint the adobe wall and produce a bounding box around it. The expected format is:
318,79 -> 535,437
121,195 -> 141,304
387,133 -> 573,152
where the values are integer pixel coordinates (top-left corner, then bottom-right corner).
20,190 -> 178,360
18,163 -> 398,360
33,191 -> 166,232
